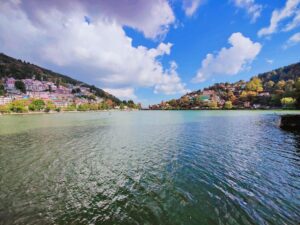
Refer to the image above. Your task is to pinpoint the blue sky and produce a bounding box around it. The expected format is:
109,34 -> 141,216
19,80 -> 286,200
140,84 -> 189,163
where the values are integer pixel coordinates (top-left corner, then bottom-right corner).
0,0 -> 299,106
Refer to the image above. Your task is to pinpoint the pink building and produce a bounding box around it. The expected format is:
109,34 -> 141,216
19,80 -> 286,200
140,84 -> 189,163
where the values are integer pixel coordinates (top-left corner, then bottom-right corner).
5,78 -> 15,90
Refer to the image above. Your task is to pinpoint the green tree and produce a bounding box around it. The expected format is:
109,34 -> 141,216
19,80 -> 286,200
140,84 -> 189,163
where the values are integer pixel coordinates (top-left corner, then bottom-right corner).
44,100 -> 55,112
64,104 -> 77,111
15,80 -> 26,93
9,100 -> 28,113
224,101 -> 233,109
77,104 -> 89,111
29,99 -> 45,111
281,97 -> 296,109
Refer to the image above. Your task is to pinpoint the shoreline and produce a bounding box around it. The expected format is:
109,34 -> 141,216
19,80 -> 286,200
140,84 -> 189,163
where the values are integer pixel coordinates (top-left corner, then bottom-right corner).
1,108 -> 299,116
0,109 -> 139,116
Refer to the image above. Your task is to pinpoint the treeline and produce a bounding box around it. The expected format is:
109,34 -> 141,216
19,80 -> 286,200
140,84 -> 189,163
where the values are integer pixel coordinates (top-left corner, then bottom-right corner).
0,53 -> 120,103
0,99 -> 140,114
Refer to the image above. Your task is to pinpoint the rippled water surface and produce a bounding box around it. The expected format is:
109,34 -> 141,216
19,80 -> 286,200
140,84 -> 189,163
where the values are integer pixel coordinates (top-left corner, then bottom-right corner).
0,111 -> 299,225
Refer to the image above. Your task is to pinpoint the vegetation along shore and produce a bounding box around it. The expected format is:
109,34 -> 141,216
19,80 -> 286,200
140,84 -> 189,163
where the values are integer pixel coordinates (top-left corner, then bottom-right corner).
149,62 -> 300,110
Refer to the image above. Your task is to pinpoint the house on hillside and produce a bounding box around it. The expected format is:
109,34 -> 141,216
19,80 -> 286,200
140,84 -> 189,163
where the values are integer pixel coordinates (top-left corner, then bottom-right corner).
0,97 -> 12,105
5,78 -> 15,90
258,92 -> 270,97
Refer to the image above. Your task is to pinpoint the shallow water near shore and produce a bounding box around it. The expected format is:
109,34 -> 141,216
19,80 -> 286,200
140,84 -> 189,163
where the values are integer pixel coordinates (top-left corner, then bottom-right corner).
0,111 -> 299,225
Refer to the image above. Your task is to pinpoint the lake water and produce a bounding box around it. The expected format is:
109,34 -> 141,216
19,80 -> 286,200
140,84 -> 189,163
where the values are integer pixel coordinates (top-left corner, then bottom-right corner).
0,111 -> 299,225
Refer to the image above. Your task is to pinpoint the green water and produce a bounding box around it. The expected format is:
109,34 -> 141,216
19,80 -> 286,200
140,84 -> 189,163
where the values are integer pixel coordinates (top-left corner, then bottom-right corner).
0,111 -> 299,225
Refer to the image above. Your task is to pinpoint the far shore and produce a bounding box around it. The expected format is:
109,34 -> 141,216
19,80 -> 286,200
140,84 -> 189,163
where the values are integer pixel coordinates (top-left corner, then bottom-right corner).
0,109 -> 139,116
1,108 -> 299,116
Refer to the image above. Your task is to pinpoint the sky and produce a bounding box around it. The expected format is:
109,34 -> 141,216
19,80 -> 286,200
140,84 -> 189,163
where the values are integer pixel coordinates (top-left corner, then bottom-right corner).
0,0 -> 300,106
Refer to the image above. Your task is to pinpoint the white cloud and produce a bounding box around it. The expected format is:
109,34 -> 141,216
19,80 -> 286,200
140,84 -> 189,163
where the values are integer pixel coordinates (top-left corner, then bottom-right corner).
284,32 -> 300,48
232,0 -> 263,22
103,88 -> 137,100
0,0 -> 187,99
284,10 -> 300,31
258,0 -> 300,37
18,0 -> 176,39
193,32 -> 262,83
266,59 -> 274,64
154,61 -> 190,95
182,0 -> 203,17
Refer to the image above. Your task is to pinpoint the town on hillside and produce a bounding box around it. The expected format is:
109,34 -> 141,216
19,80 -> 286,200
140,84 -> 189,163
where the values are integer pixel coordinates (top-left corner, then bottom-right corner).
0,77 -> 140,113
150,76 -> 300,110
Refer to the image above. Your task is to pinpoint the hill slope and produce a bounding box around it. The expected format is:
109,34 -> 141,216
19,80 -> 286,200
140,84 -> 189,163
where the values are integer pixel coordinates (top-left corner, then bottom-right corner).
0,53 -> 120,103
150,62 -> 300,110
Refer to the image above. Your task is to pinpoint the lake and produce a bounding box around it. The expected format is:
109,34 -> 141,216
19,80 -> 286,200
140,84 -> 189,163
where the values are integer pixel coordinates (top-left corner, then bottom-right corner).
0,111 -> 299,225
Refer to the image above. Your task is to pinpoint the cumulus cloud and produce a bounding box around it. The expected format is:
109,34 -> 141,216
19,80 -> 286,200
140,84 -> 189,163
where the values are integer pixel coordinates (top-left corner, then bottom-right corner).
284,32 -> 300,48
18,0 -> 175,39
258,0 -> 300,37
103,88 -> 137,100
193,32 -> 262,83
232,0 -> 263,22
154,61 -> 190,95
182,0 -> 203,17
0,0 -> 187,99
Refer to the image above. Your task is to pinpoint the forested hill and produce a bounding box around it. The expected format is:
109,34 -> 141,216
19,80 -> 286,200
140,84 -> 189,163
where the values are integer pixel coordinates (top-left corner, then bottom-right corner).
0,53 -> 120,103
150,61 -> 300,110
257,62 -> 300,83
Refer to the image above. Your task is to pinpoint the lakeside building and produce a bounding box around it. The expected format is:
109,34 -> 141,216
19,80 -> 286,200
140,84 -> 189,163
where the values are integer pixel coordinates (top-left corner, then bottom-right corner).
1,77 -> 105,107
0,97 -> 12,105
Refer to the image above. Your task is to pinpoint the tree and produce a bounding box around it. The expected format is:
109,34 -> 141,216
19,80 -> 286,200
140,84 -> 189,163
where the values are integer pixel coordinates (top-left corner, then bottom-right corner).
29,99 -> 45,111
265,80 -> 275,90
44,101 -> 55,112
9,100 -> 29,113
0,104 -> 10,113
15,80 -> 26,93
224,101 -> 233,109
0,84 -> 5,96
281,97 -> 296,109
246,77 -> 263,92
208,101 -> 218,109
77,104 -> 89,111
276,80 -> 286,90
106,99 -> 114,109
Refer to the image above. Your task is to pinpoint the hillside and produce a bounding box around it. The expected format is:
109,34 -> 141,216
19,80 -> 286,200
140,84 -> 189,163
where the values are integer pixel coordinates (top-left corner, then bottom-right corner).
150,62 -> 300,110
0,53 -> 120,103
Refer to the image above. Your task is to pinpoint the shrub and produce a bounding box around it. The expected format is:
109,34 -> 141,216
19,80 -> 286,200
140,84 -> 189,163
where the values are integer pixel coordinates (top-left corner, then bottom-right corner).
224,101 -> 233,109
64,104 -> 77,111
77,104 -> 89,111
0,104 -> 10,113
281,97 -> 296,109
29,99 -> 45,111
208,101 -> 218,109
9,100 -> 28,113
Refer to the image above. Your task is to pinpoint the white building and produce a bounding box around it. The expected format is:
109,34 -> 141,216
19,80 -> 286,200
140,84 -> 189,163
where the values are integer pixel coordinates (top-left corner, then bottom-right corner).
0,97 -> 12,105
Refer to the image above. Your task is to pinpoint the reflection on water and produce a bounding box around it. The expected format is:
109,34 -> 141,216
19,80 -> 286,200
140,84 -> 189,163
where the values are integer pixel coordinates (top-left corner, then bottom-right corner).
0,111 -> 299,225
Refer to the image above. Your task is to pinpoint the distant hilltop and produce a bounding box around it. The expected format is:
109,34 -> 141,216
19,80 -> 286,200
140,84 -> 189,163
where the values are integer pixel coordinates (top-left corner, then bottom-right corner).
150,62 -> 300,110
0,53 -> 141,113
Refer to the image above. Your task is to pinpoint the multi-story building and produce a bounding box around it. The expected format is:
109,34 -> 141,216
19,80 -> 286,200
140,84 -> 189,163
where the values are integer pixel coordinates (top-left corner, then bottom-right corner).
0,97 -> 12,105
